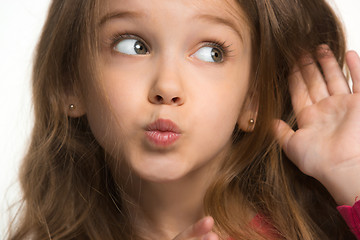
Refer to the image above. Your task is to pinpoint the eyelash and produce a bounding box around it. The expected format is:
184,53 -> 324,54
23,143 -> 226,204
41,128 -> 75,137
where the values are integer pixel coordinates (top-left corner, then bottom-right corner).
109,33 -> 233,60
110,33 -> 148,50
201,40 -> 233,59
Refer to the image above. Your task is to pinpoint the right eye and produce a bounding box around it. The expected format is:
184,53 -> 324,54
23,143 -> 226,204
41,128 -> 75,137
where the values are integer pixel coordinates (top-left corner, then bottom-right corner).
114,39 -> 149,55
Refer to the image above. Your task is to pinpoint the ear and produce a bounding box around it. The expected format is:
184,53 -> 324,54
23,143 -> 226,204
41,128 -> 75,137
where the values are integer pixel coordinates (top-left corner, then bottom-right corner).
237,94 -> 258,132
64,94 -> 86,118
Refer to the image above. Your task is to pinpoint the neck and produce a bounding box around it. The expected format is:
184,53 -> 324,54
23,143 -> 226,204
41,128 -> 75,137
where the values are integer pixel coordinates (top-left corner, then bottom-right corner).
141,175 -> 209,238
119,155 -> 225,239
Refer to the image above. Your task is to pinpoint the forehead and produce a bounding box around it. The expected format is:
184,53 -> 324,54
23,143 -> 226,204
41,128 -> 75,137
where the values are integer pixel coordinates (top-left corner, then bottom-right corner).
100,0 -> 249,34
99,0 -> 251,48
102,0 -> 242,14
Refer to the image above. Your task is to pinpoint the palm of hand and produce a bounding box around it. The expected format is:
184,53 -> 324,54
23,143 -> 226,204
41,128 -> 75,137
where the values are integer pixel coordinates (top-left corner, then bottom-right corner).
288,93 -> 360,177
275,46 -> 360,205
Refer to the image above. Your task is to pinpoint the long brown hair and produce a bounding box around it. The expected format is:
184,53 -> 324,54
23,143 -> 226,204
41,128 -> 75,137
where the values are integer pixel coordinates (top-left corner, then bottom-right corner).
8,0 -> 355,239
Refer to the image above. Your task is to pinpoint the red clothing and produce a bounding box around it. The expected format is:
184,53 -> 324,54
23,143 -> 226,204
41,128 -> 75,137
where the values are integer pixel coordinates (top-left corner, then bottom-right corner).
228,200 -> 360,239
249,214 -> 280,239
227,215 -> 280,240
337,199 -> 360,239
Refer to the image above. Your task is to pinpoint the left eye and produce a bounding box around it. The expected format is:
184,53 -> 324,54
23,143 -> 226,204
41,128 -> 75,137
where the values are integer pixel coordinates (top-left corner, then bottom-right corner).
193,46 -> 223,63
114,39 -> 149,55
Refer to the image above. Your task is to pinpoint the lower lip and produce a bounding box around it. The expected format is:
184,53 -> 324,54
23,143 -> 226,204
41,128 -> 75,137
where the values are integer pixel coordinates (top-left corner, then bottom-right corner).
145,131 -> 180,146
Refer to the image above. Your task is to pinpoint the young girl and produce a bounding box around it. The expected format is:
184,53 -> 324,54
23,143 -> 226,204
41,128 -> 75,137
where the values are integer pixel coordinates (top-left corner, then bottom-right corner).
7,0 -> 360,239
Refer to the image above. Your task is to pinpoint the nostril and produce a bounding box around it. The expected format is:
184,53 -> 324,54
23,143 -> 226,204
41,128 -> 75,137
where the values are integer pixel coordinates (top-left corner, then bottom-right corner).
172,97 -> 180,103
156,95 -> 163,103
151,94 -> 182,105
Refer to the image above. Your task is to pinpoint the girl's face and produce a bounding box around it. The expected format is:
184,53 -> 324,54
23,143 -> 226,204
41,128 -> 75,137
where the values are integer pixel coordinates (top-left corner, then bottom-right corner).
85,0 -> 253,182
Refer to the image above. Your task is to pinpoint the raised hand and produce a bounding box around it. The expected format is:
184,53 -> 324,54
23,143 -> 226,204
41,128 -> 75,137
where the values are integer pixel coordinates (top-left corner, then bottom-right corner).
275,45 -> 360,206
172,216 -> 219,240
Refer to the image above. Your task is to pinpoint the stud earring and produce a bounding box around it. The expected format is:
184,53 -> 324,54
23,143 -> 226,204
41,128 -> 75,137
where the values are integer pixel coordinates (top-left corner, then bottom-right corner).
69,104 -> 76,110
249,118 -> 255,125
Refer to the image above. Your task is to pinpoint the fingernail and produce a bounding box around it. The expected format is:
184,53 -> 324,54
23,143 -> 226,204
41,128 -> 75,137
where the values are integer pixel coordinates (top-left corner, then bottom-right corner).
317,44 -> 332,58
201,233 -> 213,240
291,64 -> 301,74
201,235 -> 209,240
198,216 -> 213,227
299,54 -> 314,67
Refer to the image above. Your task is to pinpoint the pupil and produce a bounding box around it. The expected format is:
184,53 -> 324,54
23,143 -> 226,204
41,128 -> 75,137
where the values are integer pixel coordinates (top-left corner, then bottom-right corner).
211,49 -> 222,62
134,41 -> 146,54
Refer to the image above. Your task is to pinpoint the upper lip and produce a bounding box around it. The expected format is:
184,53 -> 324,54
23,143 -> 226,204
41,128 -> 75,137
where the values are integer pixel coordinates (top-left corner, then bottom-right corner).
146,118 -> 181,134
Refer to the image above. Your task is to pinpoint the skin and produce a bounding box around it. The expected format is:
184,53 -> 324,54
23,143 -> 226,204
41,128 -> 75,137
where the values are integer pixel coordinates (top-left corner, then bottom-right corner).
82,0 -> 253,239
94,0 -> 252,183
275,47 -> 360,207
66,0 -> 360,239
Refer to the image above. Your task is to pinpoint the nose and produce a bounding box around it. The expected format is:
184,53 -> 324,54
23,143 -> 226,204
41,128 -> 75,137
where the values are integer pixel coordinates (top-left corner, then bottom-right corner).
148,58 -> 185,106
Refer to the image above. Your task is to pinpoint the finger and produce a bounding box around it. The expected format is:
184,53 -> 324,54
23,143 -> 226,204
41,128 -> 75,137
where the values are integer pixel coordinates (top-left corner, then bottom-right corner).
289,65 -> 313,116
316,44 -> 350,95
299,54 -> 330,103
346,50 -> 360,93
201,232 -> 219,240
172,216 -> 215,240
273,119 -> 295,160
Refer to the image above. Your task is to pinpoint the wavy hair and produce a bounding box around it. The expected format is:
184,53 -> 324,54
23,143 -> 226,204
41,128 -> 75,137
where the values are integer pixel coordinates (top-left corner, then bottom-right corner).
8,0 -> 355,239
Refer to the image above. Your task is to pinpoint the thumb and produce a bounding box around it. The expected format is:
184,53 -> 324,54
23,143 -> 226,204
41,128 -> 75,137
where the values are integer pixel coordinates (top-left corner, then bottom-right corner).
272,119 -> 294,155
172,216 -> 218,240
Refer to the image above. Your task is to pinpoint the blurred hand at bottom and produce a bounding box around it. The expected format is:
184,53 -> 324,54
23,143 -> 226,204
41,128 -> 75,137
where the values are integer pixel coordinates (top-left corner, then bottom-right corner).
172,216 -> 219,240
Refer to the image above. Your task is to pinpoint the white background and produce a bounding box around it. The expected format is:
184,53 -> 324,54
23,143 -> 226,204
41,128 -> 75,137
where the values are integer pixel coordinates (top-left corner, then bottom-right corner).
1,0 -> 360,238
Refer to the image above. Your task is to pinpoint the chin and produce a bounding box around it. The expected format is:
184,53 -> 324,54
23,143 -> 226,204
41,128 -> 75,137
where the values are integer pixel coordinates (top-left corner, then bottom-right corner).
132,160 -> 190,183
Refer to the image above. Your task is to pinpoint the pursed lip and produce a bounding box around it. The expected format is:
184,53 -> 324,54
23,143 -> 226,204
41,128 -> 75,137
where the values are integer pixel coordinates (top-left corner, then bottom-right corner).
145,119 -> 181,146
146,118 -> 181,133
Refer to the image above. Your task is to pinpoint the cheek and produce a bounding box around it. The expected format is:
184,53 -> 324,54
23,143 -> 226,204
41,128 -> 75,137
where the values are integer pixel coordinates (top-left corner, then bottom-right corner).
84,86 -> 119,154
100,62 -> 151,116
191,71 -> 249,145
85,66 -> 150,154
213,70 -> 251,131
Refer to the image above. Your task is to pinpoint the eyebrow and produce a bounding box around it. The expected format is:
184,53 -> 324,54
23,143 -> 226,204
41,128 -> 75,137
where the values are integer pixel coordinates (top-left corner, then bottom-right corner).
99,11 -> 145,26
99,11 -> 244,41
195,14 -> 243,41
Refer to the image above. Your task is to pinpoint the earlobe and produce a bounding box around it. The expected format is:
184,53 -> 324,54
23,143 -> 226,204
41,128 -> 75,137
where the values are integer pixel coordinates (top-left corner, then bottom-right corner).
65,95 -> 86,118
238,110 -> 257,132
238,94 -> 258,132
